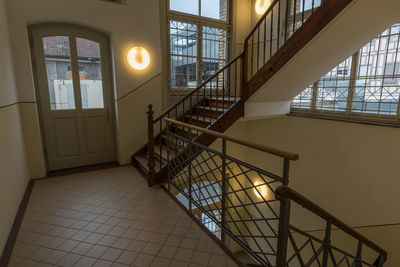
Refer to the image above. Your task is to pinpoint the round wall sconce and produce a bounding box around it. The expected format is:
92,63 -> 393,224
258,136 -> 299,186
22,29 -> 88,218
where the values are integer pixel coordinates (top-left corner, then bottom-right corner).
127,46 -> 150,71
255,0 -> 270,15
253,181 -> 268,199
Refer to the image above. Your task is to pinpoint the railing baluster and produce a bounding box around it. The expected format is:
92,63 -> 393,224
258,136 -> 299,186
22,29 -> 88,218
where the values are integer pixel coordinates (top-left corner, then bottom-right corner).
354,241 -> 363,267
322,222 -> 332,266
257,27 -> 260,71
270,8 -> 274,59
221,139 -> 227,243
276,199 -> 291,267
277,1 -> 281,50
159,121 -> 162,166
147,105 -> 155,187
166,120 -> 171,192
251,35 -> 254,77
188,126 -> 193,213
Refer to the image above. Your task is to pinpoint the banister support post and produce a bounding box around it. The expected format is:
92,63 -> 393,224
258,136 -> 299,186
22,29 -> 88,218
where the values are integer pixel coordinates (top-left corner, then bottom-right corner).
276,199 -> 291,267
147,104 -> 156,187
221,139 -> 227,243
276,158 -> 291,267
322,222 -> 332,266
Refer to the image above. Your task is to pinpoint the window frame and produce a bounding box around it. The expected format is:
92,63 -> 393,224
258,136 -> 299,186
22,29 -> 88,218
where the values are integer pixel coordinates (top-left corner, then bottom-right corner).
166,0 -> 231,93
291,23 -> 400,126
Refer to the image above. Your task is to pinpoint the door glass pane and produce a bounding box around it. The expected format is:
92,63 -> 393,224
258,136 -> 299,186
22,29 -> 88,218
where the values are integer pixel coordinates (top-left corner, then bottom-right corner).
43,36 -> 75,110
76,38 -> 104,109
170,0 -> 199,15
201,0 -> 227,21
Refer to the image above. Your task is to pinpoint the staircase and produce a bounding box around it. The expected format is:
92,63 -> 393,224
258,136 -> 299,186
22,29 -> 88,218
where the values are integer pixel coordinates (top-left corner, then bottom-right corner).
132,0 -> 357,184
130,0 -> 391,265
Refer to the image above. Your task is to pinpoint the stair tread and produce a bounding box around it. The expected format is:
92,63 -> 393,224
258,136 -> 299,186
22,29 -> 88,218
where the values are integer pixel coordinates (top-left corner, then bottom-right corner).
185,115 -> 217,123
207,96 -> 240,102
154,144 -> 168,160
134,154 -> 163,171
175,125 -> 203,136
197,106 -> 229,113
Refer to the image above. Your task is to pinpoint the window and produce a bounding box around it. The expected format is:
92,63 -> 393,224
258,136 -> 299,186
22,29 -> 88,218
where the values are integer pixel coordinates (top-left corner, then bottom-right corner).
168,0 -> 230,90
291,22 -> 400,124
169,0 -> 228,21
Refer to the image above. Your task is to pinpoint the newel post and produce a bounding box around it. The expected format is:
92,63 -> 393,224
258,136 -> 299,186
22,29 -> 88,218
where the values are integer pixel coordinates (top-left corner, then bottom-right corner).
147,104 -> 155,187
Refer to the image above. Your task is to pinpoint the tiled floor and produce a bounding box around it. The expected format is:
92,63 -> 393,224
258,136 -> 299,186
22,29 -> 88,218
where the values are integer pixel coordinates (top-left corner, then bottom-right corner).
8,166 -> 237,267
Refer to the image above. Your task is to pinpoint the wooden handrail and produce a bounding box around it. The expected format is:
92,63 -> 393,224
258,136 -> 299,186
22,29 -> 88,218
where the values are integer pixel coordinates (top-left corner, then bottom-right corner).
275,185 -> 388,258
154,52 -> 244,123
164,118 -> 299,161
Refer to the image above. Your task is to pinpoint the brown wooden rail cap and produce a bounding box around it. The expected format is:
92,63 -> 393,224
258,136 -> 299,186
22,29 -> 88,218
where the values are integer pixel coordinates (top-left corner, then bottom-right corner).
164,118 -> 299,161
274,185 -> 388,259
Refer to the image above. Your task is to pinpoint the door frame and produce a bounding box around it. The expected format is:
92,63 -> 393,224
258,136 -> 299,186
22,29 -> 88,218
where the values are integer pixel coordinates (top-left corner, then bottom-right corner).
28,22 -> 118,173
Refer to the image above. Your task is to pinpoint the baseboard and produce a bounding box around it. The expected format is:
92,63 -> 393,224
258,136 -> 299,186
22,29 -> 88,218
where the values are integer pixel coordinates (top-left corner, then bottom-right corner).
0,180 -> 35,267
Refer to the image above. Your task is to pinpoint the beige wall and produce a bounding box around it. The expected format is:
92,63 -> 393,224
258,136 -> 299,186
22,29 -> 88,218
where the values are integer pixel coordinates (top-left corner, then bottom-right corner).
0,0 -> 31,253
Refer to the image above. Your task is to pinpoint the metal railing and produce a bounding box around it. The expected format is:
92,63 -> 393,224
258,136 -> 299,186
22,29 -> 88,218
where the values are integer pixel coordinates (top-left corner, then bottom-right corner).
163,119 -> 387,267
165,118 -> 299,266
275,186 -> 387,266
245,0 -> 324,81
146,54 -> 243,185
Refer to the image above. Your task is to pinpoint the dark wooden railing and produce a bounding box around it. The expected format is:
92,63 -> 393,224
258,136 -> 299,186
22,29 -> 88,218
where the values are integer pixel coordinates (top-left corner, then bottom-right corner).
147,53 -> 244,177
244,0 -> 323,82
275,185 -> 387,267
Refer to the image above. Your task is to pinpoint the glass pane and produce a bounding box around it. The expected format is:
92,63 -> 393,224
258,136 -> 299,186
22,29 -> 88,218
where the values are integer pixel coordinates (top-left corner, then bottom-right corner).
170,20 -> 198,88
315,56 -> 352,112
352,22 -> 400,115
76,38 -> 104,109
300,0 -> 322,11
201,0 -> 227,20
202,26 -> 227,83
291,86 -> 313,109
170,0 -> 199,16
43,36 -> 75,110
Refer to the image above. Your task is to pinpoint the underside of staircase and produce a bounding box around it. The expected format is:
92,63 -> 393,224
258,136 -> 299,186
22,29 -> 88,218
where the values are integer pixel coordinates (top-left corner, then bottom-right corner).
132,0 -> 354,185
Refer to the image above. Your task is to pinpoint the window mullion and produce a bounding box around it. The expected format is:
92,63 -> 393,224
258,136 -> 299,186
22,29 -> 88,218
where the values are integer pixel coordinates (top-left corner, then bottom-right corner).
311,81 -> 319,112
197,23 -> 203,87
346,51 -> 360,115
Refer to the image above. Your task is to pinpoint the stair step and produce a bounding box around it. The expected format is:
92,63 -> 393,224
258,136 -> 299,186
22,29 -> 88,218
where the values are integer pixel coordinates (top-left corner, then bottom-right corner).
161,135 -> 188,149
174,125 -> 202,138
134,154 -> 163,172
207,96 -> 240,102
195,106 -> 228,119
185,115 -> 216,127
154,144 -> 168,160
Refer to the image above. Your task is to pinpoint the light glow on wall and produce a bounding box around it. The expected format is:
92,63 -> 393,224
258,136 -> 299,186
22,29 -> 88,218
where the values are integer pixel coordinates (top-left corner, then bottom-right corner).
127,46 -> 150,71
253,181 -> 268,199
255,0 -> 270,15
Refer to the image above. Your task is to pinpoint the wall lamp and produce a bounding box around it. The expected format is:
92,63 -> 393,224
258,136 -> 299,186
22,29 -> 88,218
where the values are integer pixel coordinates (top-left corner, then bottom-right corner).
255,0 -> 270,15
127,46 -> 150,71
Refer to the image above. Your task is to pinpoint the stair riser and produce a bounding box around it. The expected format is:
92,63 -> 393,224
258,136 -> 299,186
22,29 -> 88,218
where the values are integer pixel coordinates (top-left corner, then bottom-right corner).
195,109 -> 223,119
207,100 -> 234,108
184,118 -> 211,127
